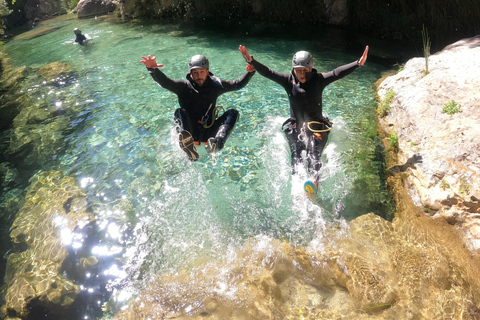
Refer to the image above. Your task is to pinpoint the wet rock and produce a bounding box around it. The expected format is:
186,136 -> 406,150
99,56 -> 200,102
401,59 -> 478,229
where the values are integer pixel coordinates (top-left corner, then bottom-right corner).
0,59 -> 27,90
112,212 -> 480,319
37,61 -> 76,87
5,117 -> 70,169
76,0 -> 117,18
377,35 -> 480,255
3,171 -> 94,317
24,0 -> 67,21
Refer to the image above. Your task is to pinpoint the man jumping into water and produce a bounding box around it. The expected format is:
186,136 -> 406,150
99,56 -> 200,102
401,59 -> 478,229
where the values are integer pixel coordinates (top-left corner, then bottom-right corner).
239,45 -> 369,195
140,50 -> 255,161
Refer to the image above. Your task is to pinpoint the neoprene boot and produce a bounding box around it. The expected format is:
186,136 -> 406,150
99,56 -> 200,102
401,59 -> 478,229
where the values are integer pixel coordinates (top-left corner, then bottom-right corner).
206,124 -> 233,153
179,130 -> 199,161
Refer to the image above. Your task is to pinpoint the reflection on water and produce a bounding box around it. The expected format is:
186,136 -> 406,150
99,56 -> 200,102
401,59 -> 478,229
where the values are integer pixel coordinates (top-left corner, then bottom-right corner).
0,14 -> 449,319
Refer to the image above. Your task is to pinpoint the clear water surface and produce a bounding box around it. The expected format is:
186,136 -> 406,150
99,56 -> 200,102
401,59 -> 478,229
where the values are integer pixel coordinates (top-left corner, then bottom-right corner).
1,15 -> 397,318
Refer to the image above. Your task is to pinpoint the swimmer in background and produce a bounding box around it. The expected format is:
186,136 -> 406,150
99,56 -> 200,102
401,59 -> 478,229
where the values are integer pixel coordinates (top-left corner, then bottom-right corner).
74,28 -> 88,45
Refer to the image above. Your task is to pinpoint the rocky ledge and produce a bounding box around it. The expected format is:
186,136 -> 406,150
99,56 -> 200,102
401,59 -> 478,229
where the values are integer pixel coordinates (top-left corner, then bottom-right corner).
377,35 -> 480,256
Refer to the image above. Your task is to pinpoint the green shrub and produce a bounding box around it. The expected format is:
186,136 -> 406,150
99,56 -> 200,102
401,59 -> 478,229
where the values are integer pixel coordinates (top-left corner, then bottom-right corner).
440,180 -> 450,190
442,100 -> 462,115
386,131 -> 399,152
378,89 -> 396,117
459,178 -> 470,195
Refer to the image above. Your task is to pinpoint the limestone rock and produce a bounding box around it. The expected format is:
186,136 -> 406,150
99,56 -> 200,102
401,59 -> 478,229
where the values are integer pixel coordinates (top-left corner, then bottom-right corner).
76,0 -> 117,18
4,171 -> 94,317
112,212 -> 480,319
377,35 -> 480,254
24,0 -> 67,20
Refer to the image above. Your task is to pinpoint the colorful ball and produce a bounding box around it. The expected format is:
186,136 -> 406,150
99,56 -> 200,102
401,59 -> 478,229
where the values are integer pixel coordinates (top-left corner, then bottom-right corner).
304,179 -> 318,195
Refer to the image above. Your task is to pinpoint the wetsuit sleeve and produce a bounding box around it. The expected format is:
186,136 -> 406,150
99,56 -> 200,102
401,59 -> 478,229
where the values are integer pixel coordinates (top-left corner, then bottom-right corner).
249,58 -> 290,88
321,61 -> 359,86
147,67 -> 185,95
220,71 -> 255,93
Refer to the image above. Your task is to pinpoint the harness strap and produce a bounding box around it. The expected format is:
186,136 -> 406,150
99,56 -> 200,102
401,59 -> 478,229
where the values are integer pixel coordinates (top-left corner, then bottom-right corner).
307,121 -> 333,133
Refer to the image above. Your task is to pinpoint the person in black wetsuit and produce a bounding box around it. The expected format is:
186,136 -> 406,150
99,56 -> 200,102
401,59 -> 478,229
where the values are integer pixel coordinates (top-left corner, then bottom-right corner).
140,50 -> 255,161
239,45 -> 369,194
74,28 -> 87,45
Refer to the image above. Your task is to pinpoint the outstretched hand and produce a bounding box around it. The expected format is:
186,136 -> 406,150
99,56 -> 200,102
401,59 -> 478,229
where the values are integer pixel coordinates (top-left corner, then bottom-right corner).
139,55 -> 164,68
239,45 -> 252,63
358,46 -> 369,66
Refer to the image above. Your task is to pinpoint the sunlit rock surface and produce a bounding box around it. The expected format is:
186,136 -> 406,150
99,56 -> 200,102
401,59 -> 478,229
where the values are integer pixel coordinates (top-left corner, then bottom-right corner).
76,0 -> 117,18
377,35 -> 480,255
4,171 -> 94,317
113,210 -> 480,319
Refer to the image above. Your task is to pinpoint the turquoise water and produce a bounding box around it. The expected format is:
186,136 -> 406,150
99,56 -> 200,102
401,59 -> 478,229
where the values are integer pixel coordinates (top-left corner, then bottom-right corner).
2,15 -> 395,318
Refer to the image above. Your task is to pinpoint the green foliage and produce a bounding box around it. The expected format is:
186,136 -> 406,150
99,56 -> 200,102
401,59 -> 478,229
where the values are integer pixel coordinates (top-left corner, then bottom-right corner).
459,178 -> 470,195
423,207 -> 434,214
440,180 -> 450,190
442,100 -> 462,115
63,0 -> 80,10
0,0 -> 12,35
386,131 -> 398,152
378,89 -> 395,117
421,25 -> 431,75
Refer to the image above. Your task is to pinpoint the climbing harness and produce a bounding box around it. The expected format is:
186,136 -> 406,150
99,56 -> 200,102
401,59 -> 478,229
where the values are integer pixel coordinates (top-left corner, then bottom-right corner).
307,120 -> 332,133
198,104 -> 224,128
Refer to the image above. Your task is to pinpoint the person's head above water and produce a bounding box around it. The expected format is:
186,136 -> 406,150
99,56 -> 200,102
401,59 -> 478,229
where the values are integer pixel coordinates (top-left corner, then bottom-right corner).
74,28 -> 82,35
292,51 -> 313,83
292,51 -> 313,69
189,55 -> 209,87
189,54 -> 209,71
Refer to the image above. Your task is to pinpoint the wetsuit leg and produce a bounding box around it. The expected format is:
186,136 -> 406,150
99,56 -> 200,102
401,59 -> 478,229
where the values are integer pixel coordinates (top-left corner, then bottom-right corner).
175,108 -> 200,161
205,109 -> 239,151
282,118 -> 304,173
174,108 -> 194,134
306,130 -> 330,181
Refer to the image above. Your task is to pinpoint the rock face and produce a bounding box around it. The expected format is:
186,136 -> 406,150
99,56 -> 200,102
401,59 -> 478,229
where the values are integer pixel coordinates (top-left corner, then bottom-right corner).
113,212 -> 480,319
377,35 -> 480,255
24,0 -> 66,20
4,171 -> 94,317
76,0 -> 117,18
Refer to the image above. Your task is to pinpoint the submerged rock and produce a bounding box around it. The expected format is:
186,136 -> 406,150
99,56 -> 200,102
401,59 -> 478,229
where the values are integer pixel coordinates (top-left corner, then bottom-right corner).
3,171 -> 94,317
13,26 -> 62,40
377,35 -> 480,255
112,211 -> 480,319
37,61 -> 76,87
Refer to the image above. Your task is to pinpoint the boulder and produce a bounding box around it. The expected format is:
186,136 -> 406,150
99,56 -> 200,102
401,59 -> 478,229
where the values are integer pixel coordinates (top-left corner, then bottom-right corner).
24,0 -> 66,20
76,0 -> 117,18
377,35 -> 480,255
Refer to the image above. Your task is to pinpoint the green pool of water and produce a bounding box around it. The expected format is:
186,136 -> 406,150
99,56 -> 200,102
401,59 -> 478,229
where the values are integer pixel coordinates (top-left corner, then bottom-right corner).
1,15 -> 397,318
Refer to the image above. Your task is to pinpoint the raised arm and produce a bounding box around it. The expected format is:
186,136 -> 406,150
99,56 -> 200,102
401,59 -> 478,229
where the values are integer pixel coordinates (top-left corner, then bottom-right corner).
239,45 -> 253,63
240,45 -> 291,88
358,46 -> 369,66
139,55 -> 164,69
140,55 -> 187,94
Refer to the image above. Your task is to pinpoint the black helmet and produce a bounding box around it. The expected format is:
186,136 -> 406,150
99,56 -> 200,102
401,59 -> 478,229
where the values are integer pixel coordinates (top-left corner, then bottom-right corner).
74,28 -> 82,35
292,51 -> 313,69
189,55 -> 209,70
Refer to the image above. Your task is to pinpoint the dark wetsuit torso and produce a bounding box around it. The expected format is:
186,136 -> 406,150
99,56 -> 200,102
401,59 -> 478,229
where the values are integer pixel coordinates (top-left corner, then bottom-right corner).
148,68 -> 254,143
249,59 -> 359,124
75,34 -> 87,44
249,58 -> 360,180
148,68 -> 253,123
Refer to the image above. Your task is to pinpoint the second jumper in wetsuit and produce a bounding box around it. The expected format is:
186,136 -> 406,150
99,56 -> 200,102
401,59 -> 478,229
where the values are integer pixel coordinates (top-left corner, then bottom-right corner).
249,51 -> 360,186
146,54 -> 255,160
